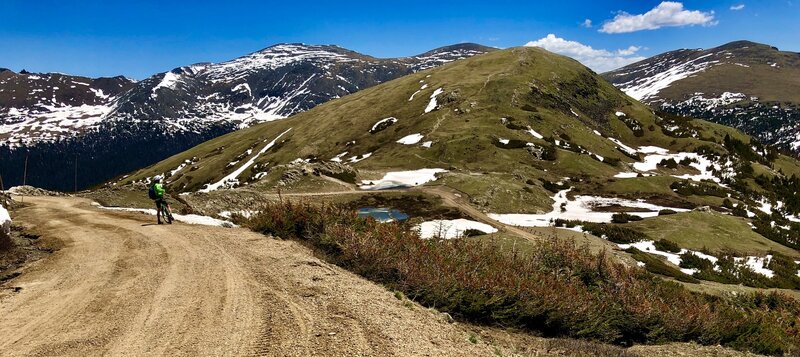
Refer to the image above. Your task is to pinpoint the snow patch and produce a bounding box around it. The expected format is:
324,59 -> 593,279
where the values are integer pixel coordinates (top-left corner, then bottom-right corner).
615,54 -> 719,101
199,128 -> 291,192
527,127 -> 544,139
98,205 -> 237,227
416,219 -> 498,239
360,169 -> 447,190
397,133 -> 424,145
152,71 -> 181,95
0,203 -> 10,236
371,117 -> 398,132
424,88 -> 443,113
489,189 -> 689,227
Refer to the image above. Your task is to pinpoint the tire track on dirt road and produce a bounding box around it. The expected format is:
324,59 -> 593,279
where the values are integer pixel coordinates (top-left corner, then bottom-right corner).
0,196 -> 495,356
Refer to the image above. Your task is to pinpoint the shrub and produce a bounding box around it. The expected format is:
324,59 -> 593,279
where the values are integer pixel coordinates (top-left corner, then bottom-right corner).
670,181 -> 728,198
679,253 -> 715,271
611,213 -> 643,224
541,179 -> 569,193
679,157 -> 695,166
580,223 -> 647,244
658,158 -> 679,169
0,228 -> 12,251
658,209 -> 677,216
626,248 -> 700,284
654,239 -> 681,253
541,144 -> 558,161
240,200 -> 800,355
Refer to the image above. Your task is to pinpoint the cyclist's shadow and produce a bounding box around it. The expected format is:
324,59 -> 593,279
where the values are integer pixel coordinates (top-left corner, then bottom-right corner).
141,223 -> 160,227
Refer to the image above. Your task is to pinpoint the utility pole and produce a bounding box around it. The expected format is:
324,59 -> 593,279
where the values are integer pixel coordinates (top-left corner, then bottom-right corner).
23,155 -> 28,187
74,155 -> 78,194
22,155 -> 28,203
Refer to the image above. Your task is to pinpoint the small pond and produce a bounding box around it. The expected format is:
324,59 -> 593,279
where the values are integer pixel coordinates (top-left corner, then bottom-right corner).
357,207 -> 409,223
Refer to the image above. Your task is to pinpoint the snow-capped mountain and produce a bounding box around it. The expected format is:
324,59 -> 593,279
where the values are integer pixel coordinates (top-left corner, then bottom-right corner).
604,41 -> 800,154
0,69 -> 134,147
0,43 -> 494,191
107,43 -> 493,131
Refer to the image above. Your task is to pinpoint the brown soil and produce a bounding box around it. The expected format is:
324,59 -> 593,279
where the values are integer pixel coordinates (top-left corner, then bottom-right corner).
0,196 -> 497,356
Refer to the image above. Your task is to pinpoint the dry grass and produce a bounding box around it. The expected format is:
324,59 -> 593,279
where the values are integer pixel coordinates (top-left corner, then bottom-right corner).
239,199 -> 800,355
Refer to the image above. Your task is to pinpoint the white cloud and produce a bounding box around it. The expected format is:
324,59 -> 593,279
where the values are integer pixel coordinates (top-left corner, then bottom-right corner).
600,1 -> 717,33
730,4 -> 745,10
582,19 -> 593,28
525,34 -> 647,72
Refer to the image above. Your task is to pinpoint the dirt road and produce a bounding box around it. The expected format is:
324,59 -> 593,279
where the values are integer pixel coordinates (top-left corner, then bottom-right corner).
0,196 -> 495,356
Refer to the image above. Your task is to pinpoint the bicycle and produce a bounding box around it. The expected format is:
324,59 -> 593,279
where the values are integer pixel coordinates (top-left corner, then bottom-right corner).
156,198 -> 174,224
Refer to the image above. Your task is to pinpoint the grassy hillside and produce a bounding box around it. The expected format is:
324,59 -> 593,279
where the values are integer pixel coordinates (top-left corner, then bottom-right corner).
113,45 -> 800,293
604,41 -> 800,155
105,45 -> 800,354
117,47 -> 787,209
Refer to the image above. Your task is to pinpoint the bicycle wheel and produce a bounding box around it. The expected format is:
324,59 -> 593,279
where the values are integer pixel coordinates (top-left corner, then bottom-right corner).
163,203 -> 174,224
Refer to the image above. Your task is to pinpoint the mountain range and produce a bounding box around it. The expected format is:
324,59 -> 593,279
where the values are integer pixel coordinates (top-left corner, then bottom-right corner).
3,40 -> 799,192
604,40 -> 800,155
0,43 -> 494,190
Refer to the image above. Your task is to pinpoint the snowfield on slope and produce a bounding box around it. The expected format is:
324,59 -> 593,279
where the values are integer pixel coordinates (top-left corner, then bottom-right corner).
360,169 -> 447,190
424,88 -> 443,113
199,128 -> 292,192
0,203 -> 11,235
614,53 -> 719,101
416,219 -> 497,239
396,133 -> 424,145
488,189 -> 689,227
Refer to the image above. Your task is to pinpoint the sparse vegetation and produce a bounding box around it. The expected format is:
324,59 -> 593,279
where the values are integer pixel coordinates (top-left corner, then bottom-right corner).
239,199 -> 800,355
670,180 -> 728,198
626,248 -> 700,284
611,213 -> 643,224
579,222 -> 648,244
654,239 -> 681,253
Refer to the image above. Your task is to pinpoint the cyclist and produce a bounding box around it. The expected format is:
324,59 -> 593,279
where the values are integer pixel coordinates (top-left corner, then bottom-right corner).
149,175 -> 174,224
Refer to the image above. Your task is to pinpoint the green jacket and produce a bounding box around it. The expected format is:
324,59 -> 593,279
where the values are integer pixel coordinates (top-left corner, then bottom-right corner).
153,183 -> 165,198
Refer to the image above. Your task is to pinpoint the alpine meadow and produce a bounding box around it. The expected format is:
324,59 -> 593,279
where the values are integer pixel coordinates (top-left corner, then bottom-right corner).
3,1 -> 800,356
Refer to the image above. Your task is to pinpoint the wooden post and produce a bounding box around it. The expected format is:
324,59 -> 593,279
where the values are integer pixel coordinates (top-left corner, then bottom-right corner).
21,155 -> 28,203
74,155 -> 78,194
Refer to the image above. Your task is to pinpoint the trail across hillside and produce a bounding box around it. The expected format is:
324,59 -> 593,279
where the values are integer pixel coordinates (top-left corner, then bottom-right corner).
0,196 -> 494,356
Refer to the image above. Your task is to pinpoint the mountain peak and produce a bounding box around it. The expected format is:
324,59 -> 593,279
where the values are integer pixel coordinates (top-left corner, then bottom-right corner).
416,43 -> 497,57
1,42 -> 491,190
604,40 -> 800,155
714,40 -> 778,53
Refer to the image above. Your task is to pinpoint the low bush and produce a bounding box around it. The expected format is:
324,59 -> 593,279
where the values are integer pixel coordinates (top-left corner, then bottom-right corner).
670,181 -> 728,198
658,209 -> 677,216
241,200 -> 800,355
678,253 -> 715,271
626,248 -> 700,284
611,213 -> 643,224
541,179 -> 570,193
658,158 -> 679,169
0,229 -> 11,252
581,223 -> 648,244
654,239 -> 681,253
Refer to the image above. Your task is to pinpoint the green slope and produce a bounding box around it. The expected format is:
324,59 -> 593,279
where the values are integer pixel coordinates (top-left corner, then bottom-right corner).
117,47 -> 741,204
108,45 -> 800,293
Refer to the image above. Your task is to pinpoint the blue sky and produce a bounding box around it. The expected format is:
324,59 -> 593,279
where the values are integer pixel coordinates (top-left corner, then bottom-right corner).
2,0 -> 797,79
